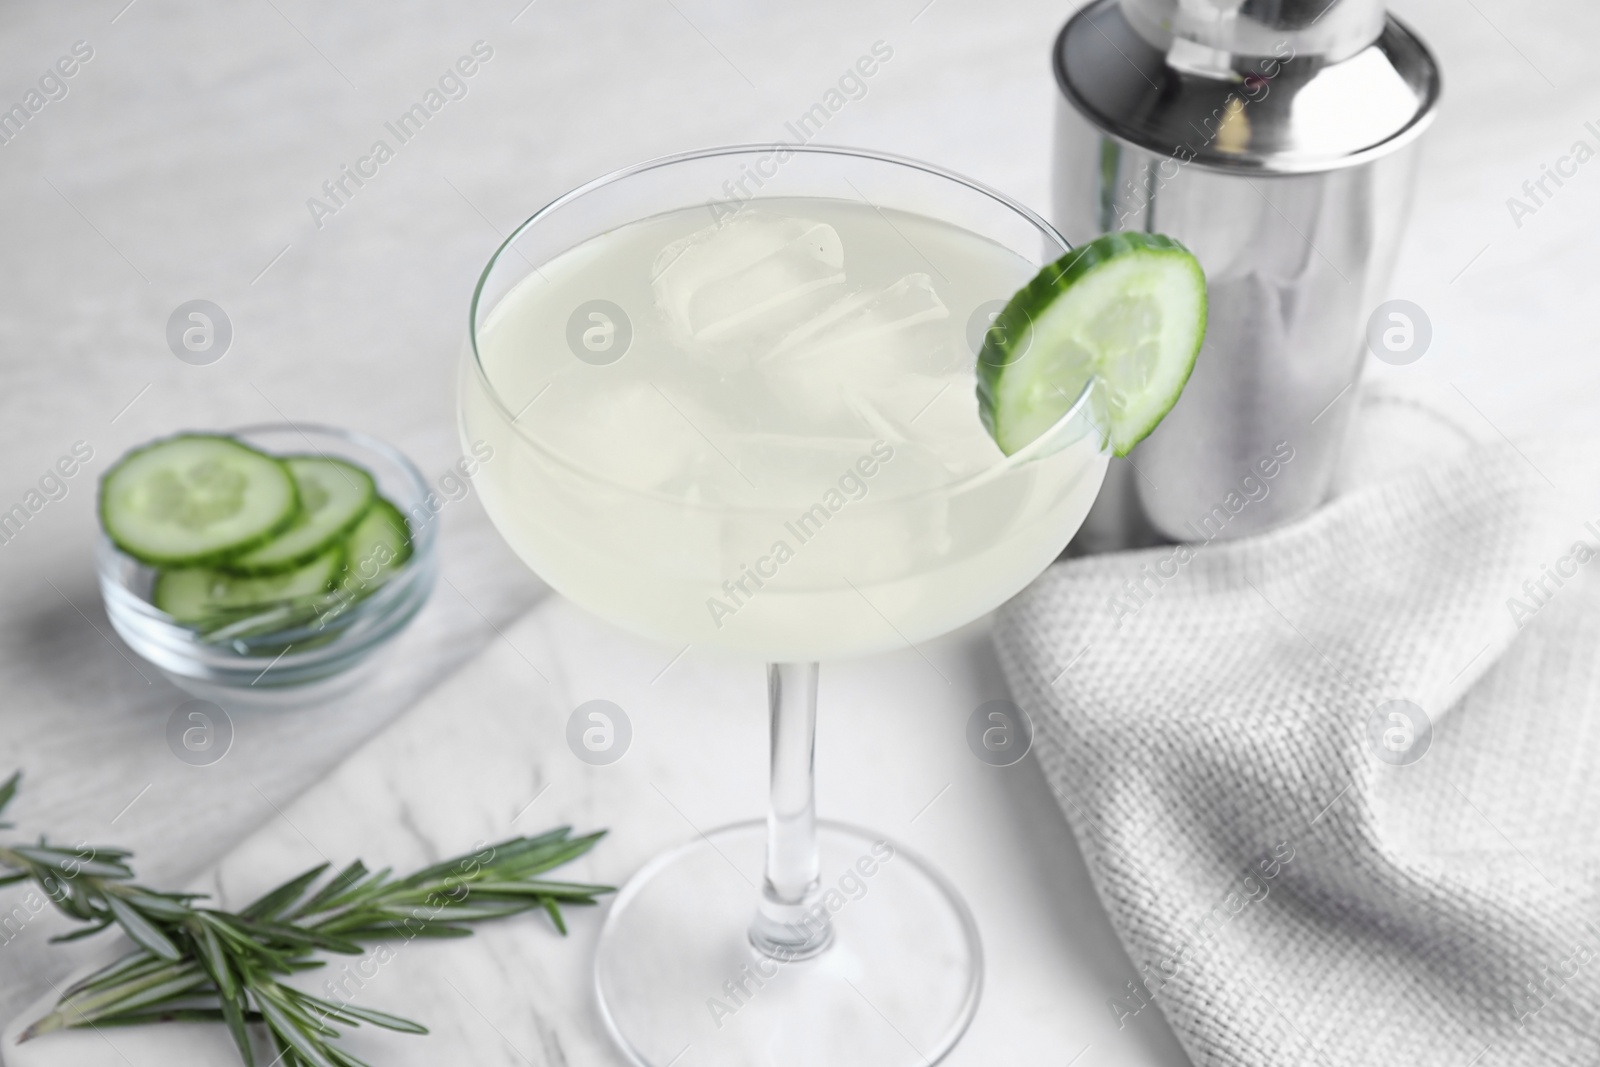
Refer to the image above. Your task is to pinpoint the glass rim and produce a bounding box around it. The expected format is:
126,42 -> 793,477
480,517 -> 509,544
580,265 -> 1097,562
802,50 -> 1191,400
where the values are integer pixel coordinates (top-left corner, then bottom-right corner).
464,142 -> 1104,511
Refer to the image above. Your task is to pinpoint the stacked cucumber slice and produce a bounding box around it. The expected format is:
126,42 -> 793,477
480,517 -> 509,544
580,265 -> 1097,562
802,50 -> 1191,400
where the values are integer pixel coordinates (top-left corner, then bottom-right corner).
100,434 -> 413,630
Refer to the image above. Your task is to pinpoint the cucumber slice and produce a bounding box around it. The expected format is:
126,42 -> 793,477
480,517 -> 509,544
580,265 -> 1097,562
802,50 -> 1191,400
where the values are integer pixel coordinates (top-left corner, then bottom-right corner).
977,232 -> 1206,457
223,457 -> 375,575
100,435 -> 299,566
339,499 -> 413,595
152,548 -> 344,624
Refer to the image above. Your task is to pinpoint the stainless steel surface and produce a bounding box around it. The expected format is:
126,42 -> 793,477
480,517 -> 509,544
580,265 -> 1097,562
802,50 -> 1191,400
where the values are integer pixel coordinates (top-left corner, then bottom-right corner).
1122,0 -> 1386,66
1057,0 -> 1439,174
1053,0 -> 1439,548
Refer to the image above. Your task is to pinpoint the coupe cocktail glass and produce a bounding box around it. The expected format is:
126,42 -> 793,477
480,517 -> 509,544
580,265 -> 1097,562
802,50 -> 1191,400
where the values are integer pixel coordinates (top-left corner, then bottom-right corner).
460,145 -> 1109,1066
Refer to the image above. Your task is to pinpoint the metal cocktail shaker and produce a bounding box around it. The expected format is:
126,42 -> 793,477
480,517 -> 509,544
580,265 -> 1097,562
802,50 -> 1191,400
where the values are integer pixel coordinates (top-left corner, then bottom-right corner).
1053,0 -> 1440,551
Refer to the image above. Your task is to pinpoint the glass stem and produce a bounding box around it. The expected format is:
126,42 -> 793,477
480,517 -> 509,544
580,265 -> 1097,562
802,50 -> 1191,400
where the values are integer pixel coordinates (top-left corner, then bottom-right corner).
748,662 -> 832,960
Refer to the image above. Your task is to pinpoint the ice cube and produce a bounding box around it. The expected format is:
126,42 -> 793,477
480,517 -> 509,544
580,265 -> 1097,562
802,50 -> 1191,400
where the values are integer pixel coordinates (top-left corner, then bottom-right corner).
652,212 -> 846,355
714,431 -> 955,573
530,379 -> 717,491
721,433 -> 882,496
769,273 -> 952,369
757,274 -> 961,421
849,371 -> 1003,479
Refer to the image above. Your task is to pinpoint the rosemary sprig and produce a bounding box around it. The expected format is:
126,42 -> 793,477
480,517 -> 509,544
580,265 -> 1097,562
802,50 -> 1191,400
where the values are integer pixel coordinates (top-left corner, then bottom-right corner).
0,772 -> 611,1067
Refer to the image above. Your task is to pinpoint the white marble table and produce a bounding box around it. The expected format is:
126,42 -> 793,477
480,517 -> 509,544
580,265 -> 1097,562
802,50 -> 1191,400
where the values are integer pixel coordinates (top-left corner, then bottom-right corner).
3,602 -> 1193,1066
0,0 -> 1597,1059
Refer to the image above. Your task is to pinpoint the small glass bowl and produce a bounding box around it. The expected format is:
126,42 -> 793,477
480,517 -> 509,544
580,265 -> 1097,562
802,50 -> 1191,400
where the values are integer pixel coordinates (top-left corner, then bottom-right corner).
98,424 -> 437,708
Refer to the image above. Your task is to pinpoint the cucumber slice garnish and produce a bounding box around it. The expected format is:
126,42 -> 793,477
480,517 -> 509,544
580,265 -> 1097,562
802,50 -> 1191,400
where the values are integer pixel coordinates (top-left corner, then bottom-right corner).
223,457 -> 375,575
100,435 -> 299,566
977,232 -> 1206,457
152,548 -> 344,624
339,499 -> 412,594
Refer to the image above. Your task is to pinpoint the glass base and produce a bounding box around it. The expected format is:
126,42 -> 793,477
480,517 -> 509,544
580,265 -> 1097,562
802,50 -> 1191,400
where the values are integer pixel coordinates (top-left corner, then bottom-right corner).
595,820 -> 982,1067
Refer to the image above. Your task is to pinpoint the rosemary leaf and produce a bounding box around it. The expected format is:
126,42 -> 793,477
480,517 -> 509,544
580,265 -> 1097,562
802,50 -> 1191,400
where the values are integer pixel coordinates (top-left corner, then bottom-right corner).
0,771 -> 611,1067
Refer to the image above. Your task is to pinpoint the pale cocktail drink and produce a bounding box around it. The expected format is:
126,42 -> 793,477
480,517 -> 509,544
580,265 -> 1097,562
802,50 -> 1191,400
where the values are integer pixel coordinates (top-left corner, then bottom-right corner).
455,147 -> 1174,1067
463,197 -> 1107,662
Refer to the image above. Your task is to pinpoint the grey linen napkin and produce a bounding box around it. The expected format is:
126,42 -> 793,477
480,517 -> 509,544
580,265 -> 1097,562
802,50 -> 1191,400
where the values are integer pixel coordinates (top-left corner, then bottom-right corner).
994,440 -> 1600,1067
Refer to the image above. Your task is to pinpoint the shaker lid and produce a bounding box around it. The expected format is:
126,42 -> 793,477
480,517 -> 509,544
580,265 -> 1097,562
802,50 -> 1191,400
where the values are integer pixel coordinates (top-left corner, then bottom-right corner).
1054,0 -> 1441,174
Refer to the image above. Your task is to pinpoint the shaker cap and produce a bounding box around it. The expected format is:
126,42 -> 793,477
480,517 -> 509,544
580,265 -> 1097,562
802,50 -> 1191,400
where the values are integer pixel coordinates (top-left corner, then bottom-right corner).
1054,0 -> 1440,174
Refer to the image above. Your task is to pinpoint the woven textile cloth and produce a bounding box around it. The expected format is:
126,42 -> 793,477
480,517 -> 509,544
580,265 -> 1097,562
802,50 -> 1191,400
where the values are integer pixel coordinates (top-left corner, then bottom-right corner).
995,440 -> 1600,1066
